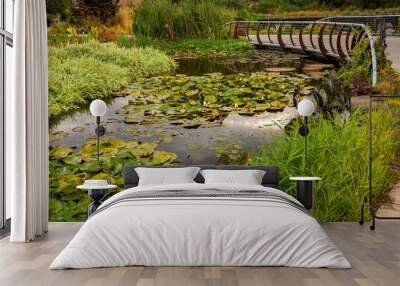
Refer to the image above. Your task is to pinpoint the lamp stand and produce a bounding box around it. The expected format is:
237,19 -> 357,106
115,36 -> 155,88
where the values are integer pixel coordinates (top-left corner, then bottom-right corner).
94,116 -> 106,162
299,116 -> 309,170
96,116 -> 100,162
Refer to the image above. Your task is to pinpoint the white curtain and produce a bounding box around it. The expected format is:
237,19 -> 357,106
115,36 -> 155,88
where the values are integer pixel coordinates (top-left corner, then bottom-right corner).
8,0 -> 49,242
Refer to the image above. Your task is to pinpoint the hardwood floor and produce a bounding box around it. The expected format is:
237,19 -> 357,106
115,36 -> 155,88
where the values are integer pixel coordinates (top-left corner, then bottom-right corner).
0,221 -> 399,286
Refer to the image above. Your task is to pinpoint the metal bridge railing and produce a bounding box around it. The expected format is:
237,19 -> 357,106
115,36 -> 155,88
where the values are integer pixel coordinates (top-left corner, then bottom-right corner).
321,15 -> 400,35
320,15 -> 400,47
226,20 -> 377,86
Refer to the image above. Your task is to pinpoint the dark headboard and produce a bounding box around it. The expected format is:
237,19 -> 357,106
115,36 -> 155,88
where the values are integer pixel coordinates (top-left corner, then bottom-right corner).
123,165 -> 280,189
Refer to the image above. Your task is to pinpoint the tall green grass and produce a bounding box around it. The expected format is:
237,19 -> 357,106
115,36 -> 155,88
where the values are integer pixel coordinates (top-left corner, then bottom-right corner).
48,41 -> 176,123
145,38 -> 254,57
252,108 -> 400,222
134,0 -> 236,39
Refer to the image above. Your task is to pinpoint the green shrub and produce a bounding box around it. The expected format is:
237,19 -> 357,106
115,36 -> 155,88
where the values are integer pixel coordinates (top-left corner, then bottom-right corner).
255,0 -> 315,12
134,0 -> 236,39
337,39 -> 372,89
48,41 -> 176,123
252,109 -> 400,222
337,38 -> 392,96
116,35 -> 136,48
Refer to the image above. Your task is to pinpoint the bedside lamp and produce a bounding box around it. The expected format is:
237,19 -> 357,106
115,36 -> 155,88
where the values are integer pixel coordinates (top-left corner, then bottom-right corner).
297,99 -> 315,166
90,99 -> 107,162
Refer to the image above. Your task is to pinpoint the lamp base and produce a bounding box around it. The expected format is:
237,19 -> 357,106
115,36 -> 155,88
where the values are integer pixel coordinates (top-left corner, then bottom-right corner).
299,125 -> 309,137
95,125 -> 106,137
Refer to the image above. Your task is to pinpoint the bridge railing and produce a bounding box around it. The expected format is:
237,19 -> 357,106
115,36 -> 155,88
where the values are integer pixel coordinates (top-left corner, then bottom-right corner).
321,15 -> 400,36
226,20 -> 377,86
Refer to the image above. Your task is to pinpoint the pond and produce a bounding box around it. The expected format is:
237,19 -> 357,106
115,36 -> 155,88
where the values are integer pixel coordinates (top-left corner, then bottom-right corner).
175,49 -> 321,76
50,49 -> 334,165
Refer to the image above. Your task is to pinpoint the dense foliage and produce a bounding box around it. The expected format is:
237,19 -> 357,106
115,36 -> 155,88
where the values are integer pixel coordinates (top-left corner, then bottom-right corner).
252,109 -> 400,222
49,138 -> 178,221
336,38 -> 398,97
135,38 -> 254,57
134,0 -> 236,39
75,0 -> 119,23
48,41 -> 176,123
46,0 -> 73,24
117,72 -> 308,126
255,0 -> 400,12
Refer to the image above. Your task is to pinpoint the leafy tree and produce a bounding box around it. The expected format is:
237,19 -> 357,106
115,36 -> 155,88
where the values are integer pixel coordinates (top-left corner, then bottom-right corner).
46,0 -> 73,24
76,0 -> 120,23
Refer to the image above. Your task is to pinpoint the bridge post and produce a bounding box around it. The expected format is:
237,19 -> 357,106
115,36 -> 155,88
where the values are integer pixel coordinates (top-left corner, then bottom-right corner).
277,24 -> 286,50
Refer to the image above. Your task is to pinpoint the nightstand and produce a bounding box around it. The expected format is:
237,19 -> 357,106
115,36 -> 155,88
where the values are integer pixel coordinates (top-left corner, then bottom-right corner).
77,183 -> 118,216
289,177 -> 321,210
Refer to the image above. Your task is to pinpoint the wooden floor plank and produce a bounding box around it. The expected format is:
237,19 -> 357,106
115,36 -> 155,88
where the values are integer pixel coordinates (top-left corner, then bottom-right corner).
0,221 -> 399,286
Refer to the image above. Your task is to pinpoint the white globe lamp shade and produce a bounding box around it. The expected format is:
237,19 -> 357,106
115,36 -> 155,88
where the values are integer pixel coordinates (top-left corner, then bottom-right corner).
297,99 -> 315,117
90,99 -> 107,117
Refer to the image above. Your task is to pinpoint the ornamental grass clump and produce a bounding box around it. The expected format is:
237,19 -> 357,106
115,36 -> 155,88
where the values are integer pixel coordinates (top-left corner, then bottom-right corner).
252,108 -> 400,222
48,56 -> 129,121
48,41 -> 176,123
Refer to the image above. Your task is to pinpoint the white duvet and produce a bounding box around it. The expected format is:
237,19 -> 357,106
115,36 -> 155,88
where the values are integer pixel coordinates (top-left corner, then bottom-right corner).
50,183 -> 351,269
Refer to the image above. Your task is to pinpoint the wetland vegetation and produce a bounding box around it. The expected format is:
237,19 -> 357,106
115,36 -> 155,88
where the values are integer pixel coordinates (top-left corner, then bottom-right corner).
47,0 -> 400,222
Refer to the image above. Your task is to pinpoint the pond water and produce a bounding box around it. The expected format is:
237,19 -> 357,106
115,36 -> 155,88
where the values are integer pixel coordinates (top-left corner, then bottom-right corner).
50,49 -> 331,165
51,95 -> 298,164
175,49 -> 319,76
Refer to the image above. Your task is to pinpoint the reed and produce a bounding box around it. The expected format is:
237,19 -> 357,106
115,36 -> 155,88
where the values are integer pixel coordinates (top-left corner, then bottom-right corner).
134,0 -> 235,39
252,109 -> 400,222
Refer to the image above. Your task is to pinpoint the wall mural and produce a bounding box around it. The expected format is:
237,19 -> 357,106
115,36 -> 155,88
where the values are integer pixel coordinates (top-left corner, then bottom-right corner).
47,1 -> 400,222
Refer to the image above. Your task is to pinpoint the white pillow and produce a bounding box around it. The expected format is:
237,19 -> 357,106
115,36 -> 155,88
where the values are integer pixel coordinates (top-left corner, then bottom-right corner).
135,167 -> 201,186
200,169 -> 266,185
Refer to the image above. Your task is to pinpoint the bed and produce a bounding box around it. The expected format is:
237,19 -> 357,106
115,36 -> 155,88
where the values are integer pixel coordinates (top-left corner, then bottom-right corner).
50,165 -> 351,269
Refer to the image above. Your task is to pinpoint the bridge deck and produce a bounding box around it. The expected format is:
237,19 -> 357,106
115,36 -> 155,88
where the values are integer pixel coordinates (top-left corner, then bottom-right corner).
386,37 -> 400,70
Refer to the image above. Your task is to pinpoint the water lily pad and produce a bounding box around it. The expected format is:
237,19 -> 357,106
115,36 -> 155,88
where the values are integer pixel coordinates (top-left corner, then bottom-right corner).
182,121 -> 202,129
148,151 -> 178,165
57,174 -> 85,194
79,161 -> 102,173
119,72 -> 311,128
50,146 -> 73,160
239,87 -> 253,95
89,173 -> 120,187
63,153 -> 83,165
303,64 -> 335,72
79,138 -> 125,161
49,131 -> 69,143
266,67 -> 296,73
131,142 -> 157,158
125,140 -> 140,150
266,101 -> 286,111
72,127 -> 85,133
116,108 -> 129,115
170,120 -> 185,125
124,114 -> 142,124
238,109 -> 255,116
254,103 -> 271,112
